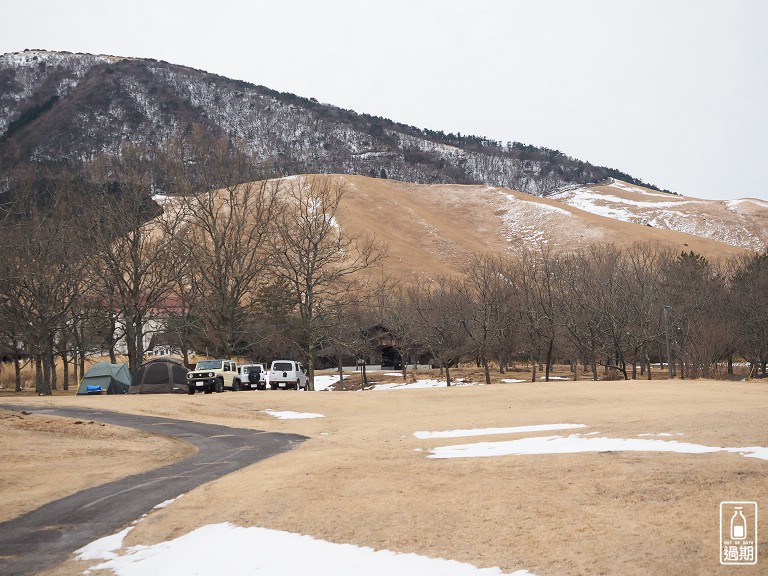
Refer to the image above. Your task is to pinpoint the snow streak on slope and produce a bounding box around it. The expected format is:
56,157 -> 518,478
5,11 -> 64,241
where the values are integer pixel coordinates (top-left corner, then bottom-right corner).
550,179 -> 768,251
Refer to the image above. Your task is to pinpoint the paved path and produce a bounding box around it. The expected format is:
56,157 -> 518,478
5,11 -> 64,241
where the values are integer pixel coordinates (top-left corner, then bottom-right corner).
0,404 -> 306,576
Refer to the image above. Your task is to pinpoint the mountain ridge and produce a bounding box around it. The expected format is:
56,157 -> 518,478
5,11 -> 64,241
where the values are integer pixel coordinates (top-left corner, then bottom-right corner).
1,49 -> 663,196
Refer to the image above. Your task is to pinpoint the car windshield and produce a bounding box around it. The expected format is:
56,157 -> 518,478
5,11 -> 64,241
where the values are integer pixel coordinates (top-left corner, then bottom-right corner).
272,362 -> 292,371
196,360 -> 223,369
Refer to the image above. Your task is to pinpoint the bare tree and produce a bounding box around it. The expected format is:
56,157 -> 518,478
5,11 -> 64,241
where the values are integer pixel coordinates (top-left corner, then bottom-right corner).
376,283 -> 423,381
660,251 -> 726,378
555,249 -> 609,380
1,169 -> 89,393
459,254 -> 508,384
85,144 -> 186,373
269,176 -> 386,390
515,246 -> 561,382
728,249 -> 768,377
410,277 -> 470,387
172,179 -> 278,357
618,245 -> 666,379
147,131 -> 279,360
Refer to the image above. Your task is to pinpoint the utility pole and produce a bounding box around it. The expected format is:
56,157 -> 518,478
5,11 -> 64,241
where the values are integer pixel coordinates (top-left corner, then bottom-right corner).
663,305 -> 673,379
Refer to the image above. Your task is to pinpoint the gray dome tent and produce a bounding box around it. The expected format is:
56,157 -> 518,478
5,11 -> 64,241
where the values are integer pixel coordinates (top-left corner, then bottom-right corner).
129,358 -> 189,394
76,362 -> 131,395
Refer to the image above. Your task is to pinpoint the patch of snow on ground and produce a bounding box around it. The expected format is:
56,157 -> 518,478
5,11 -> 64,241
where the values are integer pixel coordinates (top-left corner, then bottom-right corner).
550,183 -> 767,250
85,523 -> 535,576
263,409 -> 324,420
607,179 -> 671,197
414,423 -> 587,439
428,433 -> 768,461
370,379 -> 478,391
499,192 -> 573,244
153,494 -> 184,509
562,189 -> 702,213
726,198 -> 768,210
313,374 -> 347,391
76,527 -> 133,562
501,379 -> 527,383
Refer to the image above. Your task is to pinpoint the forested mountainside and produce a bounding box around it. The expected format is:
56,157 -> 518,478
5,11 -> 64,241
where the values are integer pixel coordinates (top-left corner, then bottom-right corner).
0,50 -> 660,196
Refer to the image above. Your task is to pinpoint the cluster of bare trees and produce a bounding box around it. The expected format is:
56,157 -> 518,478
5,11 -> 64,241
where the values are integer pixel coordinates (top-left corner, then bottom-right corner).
0,135 -> 385,393
369,246 -> 768,386
1,133 -> 766,394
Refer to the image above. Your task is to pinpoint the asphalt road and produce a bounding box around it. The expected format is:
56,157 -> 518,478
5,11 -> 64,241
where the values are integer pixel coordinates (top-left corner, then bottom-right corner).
0,404 -> 306,576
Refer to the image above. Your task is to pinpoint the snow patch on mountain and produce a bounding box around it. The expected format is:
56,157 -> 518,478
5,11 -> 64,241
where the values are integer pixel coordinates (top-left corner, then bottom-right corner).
549,180 -> 768,251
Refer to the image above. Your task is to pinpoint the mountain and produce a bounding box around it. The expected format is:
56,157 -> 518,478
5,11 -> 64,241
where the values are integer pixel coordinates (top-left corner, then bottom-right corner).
1,49 -> 658,196
4,50 -> 765,258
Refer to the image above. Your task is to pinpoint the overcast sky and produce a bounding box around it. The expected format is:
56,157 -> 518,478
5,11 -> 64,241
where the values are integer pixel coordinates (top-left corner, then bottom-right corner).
3,1 -> 766,201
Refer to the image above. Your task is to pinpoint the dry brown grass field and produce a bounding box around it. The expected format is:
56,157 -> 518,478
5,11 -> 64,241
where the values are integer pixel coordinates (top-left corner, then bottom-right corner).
1,176 -> 764,574
2,367 -> 767,576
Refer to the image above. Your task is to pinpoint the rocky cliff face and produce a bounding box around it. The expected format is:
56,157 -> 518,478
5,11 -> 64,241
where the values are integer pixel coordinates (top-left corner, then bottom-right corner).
0,50 -> 653,196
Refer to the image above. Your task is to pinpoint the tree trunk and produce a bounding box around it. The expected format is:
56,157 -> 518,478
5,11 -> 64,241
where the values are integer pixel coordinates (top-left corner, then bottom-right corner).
125,320 -> 136,372
544,339 -> 554,382
306,353 -> 315,391
62,350 -> 70,391
35,355 -> 51,395
445,362 -> 451,387
14,356 -> 22,392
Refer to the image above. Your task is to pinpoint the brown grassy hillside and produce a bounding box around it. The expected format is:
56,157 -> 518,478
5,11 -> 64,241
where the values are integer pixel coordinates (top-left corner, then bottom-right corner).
330,175 -> 746,279
153,174 -> 749,282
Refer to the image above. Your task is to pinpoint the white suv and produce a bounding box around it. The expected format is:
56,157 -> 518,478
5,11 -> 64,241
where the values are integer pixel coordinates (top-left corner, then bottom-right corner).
268,360 -> 309,390
236,363 -> 267,390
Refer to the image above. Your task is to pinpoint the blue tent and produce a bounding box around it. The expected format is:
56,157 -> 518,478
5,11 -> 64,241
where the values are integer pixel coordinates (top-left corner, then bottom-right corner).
76,362 -> 131,395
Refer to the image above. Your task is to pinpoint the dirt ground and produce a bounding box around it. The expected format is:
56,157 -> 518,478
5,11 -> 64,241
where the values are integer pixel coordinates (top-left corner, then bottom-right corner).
1,369 -> 767,576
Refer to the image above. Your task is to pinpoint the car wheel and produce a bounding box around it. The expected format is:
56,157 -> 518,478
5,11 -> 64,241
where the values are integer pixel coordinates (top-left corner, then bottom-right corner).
216,378 -> 224,393
188,386 -> 195,395
232,380 -> 240,391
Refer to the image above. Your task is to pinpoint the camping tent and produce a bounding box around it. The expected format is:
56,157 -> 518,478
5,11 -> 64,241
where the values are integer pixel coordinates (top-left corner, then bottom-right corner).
76,362 -> 131,395
129,358 -> 189,394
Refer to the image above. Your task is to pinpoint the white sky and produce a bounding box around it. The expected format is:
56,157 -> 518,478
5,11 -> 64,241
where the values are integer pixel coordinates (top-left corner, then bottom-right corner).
3,0 -> 767,201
